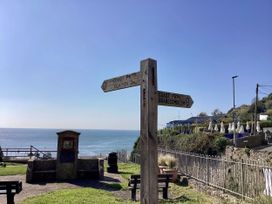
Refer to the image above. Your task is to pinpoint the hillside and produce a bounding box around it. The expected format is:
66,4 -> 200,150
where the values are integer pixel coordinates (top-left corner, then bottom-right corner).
223,93 -> 272,123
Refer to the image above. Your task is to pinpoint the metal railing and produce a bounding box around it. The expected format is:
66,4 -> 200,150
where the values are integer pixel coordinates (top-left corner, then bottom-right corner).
159,148 -> 272,199
1,146 -> 57,160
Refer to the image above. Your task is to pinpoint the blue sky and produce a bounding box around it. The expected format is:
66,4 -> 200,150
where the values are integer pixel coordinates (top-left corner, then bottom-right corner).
0,0 -> 271,130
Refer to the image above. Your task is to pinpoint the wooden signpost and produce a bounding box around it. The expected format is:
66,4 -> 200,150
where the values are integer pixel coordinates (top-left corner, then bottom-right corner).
102,58 -> 193,204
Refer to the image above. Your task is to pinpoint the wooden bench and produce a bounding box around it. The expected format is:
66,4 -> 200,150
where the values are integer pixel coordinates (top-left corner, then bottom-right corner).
128,174 -> 172,201
0,181 -> 22,204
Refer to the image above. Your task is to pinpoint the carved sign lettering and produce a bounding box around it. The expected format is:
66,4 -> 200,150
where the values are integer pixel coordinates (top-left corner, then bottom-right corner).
101,71 -> 141,92
158,91 -> 193,108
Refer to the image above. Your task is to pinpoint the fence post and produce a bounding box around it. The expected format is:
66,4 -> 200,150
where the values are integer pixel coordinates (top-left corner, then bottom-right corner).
185,154 -> 188,175
223,159 -> 226,192
206,156 -> 209,185
30,146 -> 33,157
241,159 -> 244,199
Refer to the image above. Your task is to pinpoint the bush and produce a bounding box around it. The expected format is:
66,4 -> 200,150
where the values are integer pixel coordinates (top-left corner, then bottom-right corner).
164,154 -> 177,168
158,154 -> 177,168
158,154 -> 167,166
260,121 -> 272,128
213,136 -> 229,153
132,129 -> 231,157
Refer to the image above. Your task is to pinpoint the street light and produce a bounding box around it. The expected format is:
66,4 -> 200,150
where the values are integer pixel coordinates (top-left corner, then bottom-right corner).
232,75 -> 238,146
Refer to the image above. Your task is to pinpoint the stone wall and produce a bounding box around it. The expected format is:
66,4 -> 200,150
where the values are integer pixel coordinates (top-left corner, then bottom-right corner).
26,158 -> 104,183
236,133 -> 265,148
26,159 -> 56,183
224,145 -> 272,164
77,158 -> 104,179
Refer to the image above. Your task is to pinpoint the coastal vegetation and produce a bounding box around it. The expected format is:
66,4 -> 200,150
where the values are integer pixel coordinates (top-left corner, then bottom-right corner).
223,93 -> 272,123
132,131 -> 230,156
130,93 -> 272,157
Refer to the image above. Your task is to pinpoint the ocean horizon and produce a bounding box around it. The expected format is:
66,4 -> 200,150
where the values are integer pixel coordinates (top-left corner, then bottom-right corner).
0,128 -> 139,156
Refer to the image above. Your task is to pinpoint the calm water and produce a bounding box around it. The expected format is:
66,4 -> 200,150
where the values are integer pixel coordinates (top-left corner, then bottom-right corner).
0,128 -> 139,156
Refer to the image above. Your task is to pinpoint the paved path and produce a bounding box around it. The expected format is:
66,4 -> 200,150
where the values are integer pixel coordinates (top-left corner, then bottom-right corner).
0,173 -> 128,204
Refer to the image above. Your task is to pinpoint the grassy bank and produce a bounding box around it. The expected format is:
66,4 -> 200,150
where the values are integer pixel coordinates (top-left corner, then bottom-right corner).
0,163 -> 26,176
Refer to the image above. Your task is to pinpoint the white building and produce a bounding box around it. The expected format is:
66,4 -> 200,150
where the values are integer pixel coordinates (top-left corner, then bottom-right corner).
260,114 -> 269,121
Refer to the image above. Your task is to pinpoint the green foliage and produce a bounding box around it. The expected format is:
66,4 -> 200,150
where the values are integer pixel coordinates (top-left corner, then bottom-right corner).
266,109 -> 272,116
260,121 -> 272,128
213,137 -> 229,153
130,136 -> 140,157
249,101 -> 266,114
239,106 -> 252,122
157,130 -> 230,155
224,93 -> 272,123
265,100 -> 272,110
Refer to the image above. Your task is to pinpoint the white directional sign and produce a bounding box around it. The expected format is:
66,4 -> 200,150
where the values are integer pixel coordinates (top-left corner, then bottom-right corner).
158,91 -> 193,108
101,71 -> 141,92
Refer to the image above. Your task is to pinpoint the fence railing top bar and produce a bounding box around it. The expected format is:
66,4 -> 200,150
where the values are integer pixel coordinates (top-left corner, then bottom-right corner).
2,148 -> 31,150
158,148 -> 272,168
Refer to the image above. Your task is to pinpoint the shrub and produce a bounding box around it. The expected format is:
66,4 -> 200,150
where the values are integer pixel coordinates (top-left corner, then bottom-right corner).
260,121 -> 272,128
164,154 -> 177,169
213,136 -> 229,153
132,129 -> 230,156
158,154 -> 167,166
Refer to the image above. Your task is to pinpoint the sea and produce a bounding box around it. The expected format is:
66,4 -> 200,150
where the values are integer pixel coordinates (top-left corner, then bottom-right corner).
0,128 -> 139,156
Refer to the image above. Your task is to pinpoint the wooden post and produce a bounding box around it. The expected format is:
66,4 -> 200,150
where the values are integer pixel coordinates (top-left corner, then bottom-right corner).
140,59 -> 158,204
101,58 -> 193,204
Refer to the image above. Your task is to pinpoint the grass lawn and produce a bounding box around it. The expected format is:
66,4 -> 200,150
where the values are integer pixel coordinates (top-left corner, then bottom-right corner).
0,162 -> 27,176
162,184 -> 218,204
22,188 -> 136,204
117,162 -> 140,189
20,162 -> 220,204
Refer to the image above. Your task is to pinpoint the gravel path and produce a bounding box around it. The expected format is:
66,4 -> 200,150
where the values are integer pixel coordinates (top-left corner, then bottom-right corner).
0,173 -> 131,204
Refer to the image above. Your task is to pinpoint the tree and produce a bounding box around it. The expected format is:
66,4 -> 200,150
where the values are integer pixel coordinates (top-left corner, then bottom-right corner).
211,109 -> 223,116
249,101 -> 266,113
198,112 -> 208,117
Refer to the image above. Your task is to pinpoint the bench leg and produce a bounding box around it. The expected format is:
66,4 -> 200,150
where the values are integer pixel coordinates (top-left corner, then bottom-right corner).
6,188 -> 15,204
163,187 -> 168,199
131,189 -> 136,201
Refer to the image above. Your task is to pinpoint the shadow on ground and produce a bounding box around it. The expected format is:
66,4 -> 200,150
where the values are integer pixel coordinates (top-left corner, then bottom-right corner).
29,176 -> 122,191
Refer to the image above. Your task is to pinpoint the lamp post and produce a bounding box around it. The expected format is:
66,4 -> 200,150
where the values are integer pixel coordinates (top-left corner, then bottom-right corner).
232,75 -> 238,146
